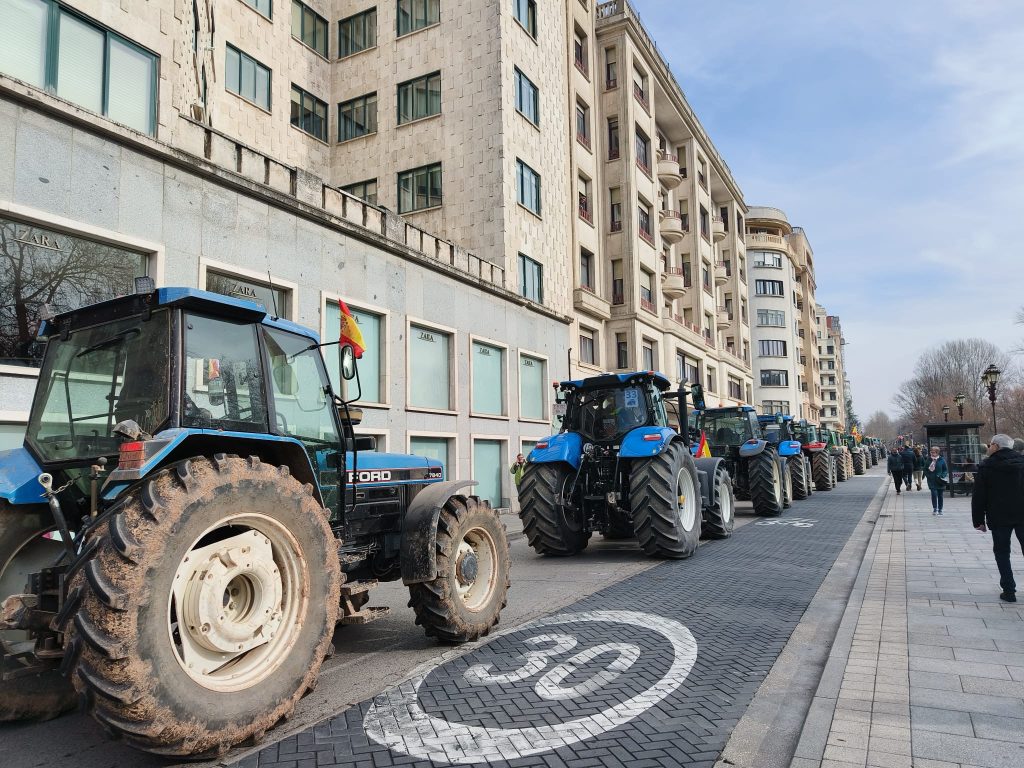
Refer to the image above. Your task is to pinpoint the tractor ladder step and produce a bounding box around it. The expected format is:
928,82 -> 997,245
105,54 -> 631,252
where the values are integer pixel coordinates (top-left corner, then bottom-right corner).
339,580 -> 391,625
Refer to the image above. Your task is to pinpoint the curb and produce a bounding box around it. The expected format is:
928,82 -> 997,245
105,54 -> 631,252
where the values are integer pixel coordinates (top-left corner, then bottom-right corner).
714,474 -> 891,768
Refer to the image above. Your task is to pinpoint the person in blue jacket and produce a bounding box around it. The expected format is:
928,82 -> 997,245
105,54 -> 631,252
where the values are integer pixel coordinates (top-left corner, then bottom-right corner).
923,445 -> 948,515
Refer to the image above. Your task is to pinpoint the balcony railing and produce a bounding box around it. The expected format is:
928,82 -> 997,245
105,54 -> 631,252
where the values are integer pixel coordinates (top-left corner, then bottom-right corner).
633,82 -> 649,112
640,298 -> 657,314
577,131 -> 591,150
606,77 -> 617,90
639,227 -> 654,245
579,283 -> 595,294
610,219 -> 622,232
578,195 -> 593,224
608,145 -> 620,160
612,291 -> 624,305
575,57 -> 589,78
636,157 -> 652,177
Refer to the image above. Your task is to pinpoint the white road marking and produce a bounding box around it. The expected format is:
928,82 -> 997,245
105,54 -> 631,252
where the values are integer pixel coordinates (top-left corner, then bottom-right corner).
755,517 -> 817,527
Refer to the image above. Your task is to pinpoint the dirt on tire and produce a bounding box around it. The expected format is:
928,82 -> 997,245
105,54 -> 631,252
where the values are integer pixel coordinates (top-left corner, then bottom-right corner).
629,443 -> 701,559
518,462 -> 590,556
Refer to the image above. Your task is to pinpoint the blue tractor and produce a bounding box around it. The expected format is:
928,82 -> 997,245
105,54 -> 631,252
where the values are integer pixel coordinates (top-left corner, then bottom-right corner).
0,287 -> 510,756
517,372 -> 734,559
695,406 -> 802,517
758,414 -> 813,501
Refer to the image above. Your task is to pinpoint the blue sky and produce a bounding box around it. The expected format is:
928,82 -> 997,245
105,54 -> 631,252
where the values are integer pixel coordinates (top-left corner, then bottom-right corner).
631,0 -> 1024,418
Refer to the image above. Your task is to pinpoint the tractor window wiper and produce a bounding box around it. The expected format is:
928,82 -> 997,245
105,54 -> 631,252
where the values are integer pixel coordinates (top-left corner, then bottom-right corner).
75,328 -> 141,358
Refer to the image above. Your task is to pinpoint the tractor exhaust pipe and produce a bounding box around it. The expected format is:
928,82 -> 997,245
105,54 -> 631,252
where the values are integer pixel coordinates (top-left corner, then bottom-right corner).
38,473 -> 76,559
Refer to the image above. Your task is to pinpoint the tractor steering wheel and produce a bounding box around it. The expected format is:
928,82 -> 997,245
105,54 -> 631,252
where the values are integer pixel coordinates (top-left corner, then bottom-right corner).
275,411 -> 291,435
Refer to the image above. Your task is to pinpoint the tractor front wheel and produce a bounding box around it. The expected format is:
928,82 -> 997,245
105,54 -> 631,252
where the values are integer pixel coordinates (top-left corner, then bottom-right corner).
790,454 -> 811,500
700,463 -> 735,540
64,455 -> 341,758
749,449 -> 784,517
408,495 -> 511,643
811,451 -> 832,491
629,443 -> 701,559
518,463 -> 589,556
0,503 -> 78,721
836,453 -> 849,482
853,451 -> 866,475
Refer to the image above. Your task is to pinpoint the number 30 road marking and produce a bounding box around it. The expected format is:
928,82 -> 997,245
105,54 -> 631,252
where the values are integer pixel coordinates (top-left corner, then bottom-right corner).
363,610 -> 698,764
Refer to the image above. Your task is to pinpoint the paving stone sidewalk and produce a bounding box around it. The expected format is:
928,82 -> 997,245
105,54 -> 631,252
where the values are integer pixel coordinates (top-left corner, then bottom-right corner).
792,480 -> 1024,768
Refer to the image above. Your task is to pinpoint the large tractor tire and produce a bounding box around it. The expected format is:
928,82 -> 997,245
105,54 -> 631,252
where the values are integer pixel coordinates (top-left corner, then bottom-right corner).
835,452 -> 849,482
62,455 -> 341,758
518,462 -> 589,556
629,443 -> 701,559
748,449 -> 784,517
0,502 -> 78,721
408,495 -> 511,643
853,451 -> 866,475
790,453 -> 811,500
804,456 -> 815,497
781,459 -> 793,509
811,452 -> 833,491
700,463 -> 735,540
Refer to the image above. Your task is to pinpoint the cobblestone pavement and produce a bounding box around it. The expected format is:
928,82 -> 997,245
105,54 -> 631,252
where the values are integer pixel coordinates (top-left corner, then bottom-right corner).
234,472 -> 885,768
792,479 -> 1024,768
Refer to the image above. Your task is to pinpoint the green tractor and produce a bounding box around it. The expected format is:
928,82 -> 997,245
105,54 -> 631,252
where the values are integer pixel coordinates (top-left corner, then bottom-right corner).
826,429 -> 852,482
793,420 -> 836,492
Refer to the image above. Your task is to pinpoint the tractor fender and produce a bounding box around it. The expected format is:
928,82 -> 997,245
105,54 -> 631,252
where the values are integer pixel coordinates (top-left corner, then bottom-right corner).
619,427 -> 677,458
527,432 -> 583,470
0,447 -> 46,504
693,456 -> 727,509
738,439 -> 768,458
777,440 -> 803,458
401,479 -> 479,585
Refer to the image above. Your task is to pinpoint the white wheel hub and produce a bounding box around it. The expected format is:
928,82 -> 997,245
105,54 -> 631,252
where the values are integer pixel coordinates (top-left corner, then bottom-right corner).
454,528 -> 497,612
675,469 -> 697,532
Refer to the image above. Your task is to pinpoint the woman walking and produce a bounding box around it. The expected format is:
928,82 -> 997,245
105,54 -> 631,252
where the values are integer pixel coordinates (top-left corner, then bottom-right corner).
924,445 -> 949,515
913,446 -> 926,491
888,446 -> 906,494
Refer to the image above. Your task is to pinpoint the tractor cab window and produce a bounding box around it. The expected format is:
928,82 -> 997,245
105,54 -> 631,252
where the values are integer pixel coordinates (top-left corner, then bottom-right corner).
761,422 -> 782,443
575,386 -> 649,442
650,387 -> 669,428
699,410 -> 755,446
182,314 -> 268,432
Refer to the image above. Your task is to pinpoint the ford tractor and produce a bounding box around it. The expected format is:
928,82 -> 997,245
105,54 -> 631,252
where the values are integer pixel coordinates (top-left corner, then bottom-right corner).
794,421 -> 836,491
518,373 -> 734,560
0,287 -> 511,757
759,415 -> 813,501
696,406 -> 801,517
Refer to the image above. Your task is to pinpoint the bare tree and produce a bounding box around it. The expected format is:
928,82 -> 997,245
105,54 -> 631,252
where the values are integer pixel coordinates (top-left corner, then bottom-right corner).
864,410 -> 897,441
997,384 -> 1024,440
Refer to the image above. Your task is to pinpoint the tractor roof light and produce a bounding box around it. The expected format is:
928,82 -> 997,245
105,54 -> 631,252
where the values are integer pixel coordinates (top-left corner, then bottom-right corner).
643,434 -> 661,441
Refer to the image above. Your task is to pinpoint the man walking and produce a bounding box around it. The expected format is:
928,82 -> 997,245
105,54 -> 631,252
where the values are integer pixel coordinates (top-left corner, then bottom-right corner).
972,434 -> 1024,602
509,453 -> 527,487
887,447 -> 906,494
900,444 -> 916,491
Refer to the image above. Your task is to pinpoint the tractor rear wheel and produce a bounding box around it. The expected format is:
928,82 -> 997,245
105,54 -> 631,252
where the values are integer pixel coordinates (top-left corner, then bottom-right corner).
811,452 -> 832,491
790,453 -> 811,500
518,463 -> 589,556
408,495 -> 511,643
749,449 -> 784,517
853,451 -> 866,475
781,460 -> 793,509
700,463 -> 735,540
629,443 -> 701,559
804,456 -> 815,496
836,453 -> 849,482
63,455 -> 341,758
0,503 -> 78,721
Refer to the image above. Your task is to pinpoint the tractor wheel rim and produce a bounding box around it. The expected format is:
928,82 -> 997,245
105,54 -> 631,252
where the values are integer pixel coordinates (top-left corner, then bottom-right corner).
719,482 -> 733,524
454,527 -> 498,612
0,525 -> 63,657
168,514 -> 307,693
675,468 -> 697,532
771,460 -> 782,503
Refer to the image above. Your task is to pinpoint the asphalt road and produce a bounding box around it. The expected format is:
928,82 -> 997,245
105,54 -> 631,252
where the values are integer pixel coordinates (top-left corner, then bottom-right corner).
0,499 -> 771,768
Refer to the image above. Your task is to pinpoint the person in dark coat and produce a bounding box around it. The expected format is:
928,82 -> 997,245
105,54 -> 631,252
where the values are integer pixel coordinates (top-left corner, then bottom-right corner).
887,448 -> 906,494
923,445 -> 948,515
900,445 -> 916,491
972,434 -> 1024,602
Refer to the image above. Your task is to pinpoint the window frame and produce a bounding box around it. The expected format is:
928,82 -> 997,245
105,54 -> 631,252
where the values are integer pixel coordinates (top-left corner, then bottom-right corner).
319,292 -> 390,407
759,369 -> 789,387
515,158 -> 542,216
397,0 -> 440,37
513,0 -> 537,39
289,83 -> 328,141
754,279 -> 785,297
340,178 -> 378,205
338,91 -> 378,141
517,252 -> 543,303
226,43 -> 272,112
397,70 -> 442,125
199,257 -> 298,321
578,326 -> 598,368
758,339 -> 788,358
517,349 -> 549,423
470,433 -> 510,510
240,0 -> 272,20
513,67 -> 540,125
397,162 -> 443,213
338,7 -> 377,58
291,0 -> 329,58
405,316 -> 457,414
407,430 -> 458,476
469,334 -> 510,419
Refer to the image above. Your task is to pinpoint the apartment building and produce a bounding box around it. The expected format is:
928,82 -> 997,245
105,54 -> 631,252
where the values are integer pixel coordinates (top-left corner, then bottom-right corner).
817,309 -> 848,431
745,207 -> 822,420
0,0 -> 573,510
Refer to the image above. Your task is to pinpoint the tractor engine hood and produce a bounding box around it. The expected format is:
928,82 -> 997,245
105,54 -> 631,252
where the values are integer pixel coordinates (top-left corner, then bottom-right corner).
0,447 -> 46,505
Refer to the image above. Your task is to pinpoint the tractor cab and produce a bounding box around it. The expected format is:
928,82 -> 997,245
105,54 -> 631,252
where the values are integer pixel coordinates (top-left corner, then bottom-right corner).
697,406 -> 760,455
757,413 -> 795,444
793,420 -> 821,445
555,372 -> 671,445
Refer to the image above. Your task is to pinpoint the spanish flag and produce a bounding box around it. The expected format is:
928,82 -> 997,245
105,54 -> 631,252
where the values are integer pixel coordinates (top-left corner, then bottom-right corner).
339,300 -> 365,359
696,430 -> 711,458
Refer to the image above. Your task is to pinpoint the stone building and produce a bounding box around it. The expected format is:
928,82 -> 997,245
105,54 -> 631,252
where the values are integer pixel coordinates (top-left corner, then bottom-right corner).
819,312 -> 848,431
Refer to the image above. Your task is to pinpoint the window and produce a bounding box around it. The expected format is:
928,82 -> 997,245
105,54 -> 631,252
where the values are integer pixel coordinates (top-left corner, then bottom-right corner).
607,117 -> 620,159
760,370 -> 788,387
398,162 -> 442,212
698,157 -> 708,189
324,302 -> 384,403
397,71 -> 441,123
635,127 -> 651,173
685,359 -> 700,386
681,256 -> 692,287
519,354 -> 546,420
757,309 -> 786,326
206,269 -> 291,318
752,250 -> 783,268
579,328 -> 597,365
702,262 -> 711,290
473,439 -> 504,508
472,341 -> 505,416
633,66 -> 648,109
580,247 -> 594,290
513,0 -> 536,38
706,368 -> 716,392
341,179 -> 378,205
638,200 -> 653,244
675,352 -> 685,382
518,253 -> 543,302
728,378 -> 742,399
514,67 -> 539,124
699,205 -> 709,239
827,345 -> 835,354
0,217 -> 149,368
397,0 -> 440,36
762,400 -> 790,415
755,279 -> 784,297
578,175 -> 592,224
642,341 -> 655,372
575,100 -> 590,148
339,92 -> 377,140
759,340 -> 787,357
339,8 -> 376,57
290,84 -> 327,140
242,0 -> 272,17
226,44 -> 271,111
605,46 -> 617,88
410,436 -> 452,473
616,334 -> 628,369
1,2 -> 159,135
291,1 -> 328,57
612,260 -> 624,304
409,323 -> 451,409
573,27 -> 588,76
516,159 -> 541,215
639,270 -> 653,304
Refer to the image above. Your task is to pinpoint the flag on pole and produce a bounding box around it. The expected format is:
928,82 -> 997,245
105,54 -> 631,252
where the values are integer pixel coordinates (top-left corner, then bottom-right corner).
696,430 -> 711,458
339,300 -> 365,359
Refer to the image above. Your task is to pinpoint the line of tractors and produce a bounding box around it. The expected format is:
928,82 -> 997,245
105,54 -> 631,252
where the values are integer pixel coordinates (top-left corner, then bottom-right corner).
0,286 -> 882,758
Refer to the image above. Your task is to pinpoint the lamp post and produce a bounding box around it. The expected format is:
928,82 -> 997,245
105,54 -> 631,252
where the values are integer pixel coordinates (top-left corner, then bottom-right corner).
942,405 -> 950,422
955,392 -> 966,420
981,364 -> 1001,433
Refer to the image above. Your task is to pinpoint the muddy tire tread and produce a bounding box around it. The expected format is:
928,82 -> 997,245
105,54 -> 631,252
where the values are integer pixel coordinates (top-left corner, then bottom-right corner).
518,463 -> 589,556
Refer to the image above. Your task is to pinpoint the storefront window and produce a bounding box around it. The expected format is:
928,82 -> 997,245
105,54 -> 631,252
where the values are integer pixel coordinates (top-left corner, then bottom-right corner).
473,439 -> 503,508
472,341 -> 504,415
205,270 -> 290,318
0,217 -> 149,367
409,324 -> 450,409
519,354 -> 546,420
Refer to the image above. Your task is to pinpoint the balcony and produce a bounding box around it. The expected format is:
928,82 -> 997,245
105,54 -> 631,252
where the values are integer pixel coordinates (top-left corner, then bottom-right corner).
661,267 -> 687,299
714,261 -> 728,286
640,298 -> 657,315
716,306 -> 732,330
658,210 -> 685,244
657,151 -> 683,189
746,232 -> 786,249
712,215 -> 727,242
578,195 -> 593,225
639,227 -> 655,246
576,131 -> 592,151
573,286 -> 612,320
633,82 -> 649,113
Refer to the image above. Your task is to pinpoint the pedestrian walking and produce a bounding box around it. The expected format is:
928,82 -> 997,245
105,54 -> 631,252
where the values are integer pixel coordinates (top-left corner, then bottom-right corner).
509,453 -> 527,487
900,444 -> 916,491
913,446 -> 926,491
887,448 -> 905,494
971,434 -> 1024,602
924,445 -> 948,515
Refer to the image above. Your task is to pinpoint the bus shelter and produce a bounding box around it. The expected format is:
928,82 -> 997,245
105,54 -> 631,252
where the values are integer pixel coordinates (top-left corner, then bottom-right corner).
924,421 -> 985,497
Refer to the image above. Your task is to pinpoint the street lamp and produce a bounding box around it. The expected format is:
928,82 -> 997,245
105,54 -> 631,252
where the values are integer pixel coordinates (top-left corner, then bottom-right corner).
942,405 -> 950,422
981,364 -> 1001,433
954,392 -> 966,420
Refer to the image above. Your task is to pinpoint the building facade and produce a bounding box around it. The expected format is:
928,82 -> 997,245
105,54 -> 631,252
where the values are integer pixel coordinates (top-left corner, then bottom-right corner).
819,312 -> 848,431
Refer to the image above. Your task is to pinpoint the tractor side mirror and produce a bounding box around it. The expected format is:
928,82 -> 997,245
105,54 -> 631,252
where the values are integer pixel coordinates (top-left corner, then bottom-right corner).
207,375 -> 225,406
690,383 -> 706,411
340,344 -> 357,380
